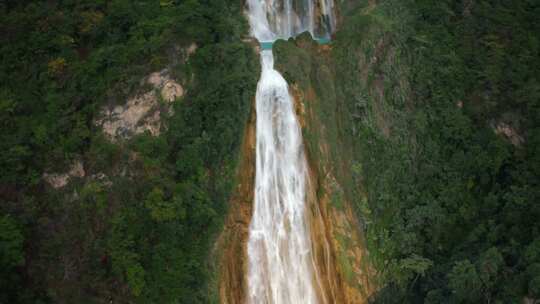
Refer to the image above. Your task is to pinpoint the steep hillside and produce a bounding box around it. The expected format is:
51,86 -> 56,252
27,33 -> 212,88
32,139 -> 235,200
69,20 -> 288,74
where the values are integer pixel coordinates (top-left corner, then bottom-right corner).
0,1 -> 257,303
2,0 -> 539,303
273,33 -> 375,302
274,0 -> 540,302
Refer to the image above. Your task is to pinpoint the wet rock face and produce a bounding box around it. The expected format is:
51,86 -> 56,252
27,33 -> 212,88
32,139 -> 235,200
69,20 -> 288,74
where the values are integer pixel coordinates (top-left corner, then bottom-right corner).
95,69 -> 183,141
273,36 -> 375,303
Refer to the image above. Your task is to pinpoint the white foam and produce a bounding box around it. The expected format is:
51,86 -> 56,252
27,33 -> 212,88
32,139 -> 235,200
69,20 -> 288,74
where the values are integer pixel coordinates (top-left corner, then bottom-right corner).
245,1 -> 335,303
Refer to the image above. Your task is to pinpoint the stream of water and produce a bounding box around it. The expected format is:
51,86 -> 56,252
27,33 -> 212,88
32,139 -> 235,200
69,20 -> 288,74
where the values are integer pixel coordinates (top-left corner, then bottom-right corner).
245,1 -> 334,303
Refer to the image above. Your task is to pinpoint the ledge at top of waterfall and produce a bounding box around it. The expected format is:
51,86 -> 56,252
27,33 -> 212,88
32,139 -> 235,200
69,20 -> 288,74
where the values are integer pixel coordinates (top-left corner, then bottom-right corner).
246,0 -> 335,43
259,36 -> 331,50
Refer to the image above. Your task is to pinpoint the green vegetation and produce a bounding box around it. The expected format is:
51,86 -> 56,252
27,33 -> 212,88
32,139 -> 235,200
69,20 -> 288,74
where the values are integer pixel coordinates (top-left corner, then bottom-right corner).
0,0 -> 257,303
333,0 -> 540,302
2,0 -> 539,303
268,0 -> 539,301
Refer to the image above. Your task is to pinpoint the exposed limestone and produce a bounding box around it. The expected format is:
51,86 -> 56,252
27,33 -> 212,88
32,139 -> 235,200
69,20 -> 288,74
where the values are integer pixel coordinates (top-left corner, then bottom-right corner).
90,172 -> 113,187
97,91 -> 161,139
161,80 -> 184,102
95,69 -> 183,141
43,173 -> 67,189
43,161 -> 85,188
146,70 -> 185,100
493,121 -> 524,146
186,42 -> 198,57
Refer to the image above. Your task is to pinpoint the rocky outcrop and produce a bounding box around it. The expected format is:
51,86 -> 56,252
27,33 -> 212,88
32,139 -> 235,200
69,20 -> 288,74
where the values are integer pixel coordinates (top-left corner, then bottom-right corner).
493,121 -> 524,146
95,70 -> 184,141
43,161 -> 85,188
147,70 -> 185,102
524,297 -> 540,304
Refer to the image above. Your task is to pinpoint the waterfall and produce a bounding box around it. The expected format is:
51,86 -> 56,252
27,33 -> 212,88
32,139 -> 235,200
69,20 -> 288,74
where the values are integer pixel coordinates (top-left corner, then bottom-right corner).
246,0 -> 335,42
245,1 -> 334,303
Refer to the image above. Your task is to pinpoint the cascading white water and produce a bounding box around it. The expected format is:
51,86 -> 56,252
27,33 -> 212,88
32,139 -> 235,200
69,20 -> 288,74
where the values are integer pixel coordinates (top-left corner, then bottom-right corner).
246,0 -> 335,41
247,49 -> 318,304
245,1 -> 334,303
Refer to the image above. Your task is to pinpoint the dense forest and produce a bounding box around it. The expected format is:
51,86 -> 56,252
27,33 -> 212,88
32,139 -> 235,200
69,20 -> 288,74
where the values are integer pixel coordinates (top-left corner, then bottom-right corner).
1,0 -> 256,303
333,0 -> 540,302
1,0 -> 539,303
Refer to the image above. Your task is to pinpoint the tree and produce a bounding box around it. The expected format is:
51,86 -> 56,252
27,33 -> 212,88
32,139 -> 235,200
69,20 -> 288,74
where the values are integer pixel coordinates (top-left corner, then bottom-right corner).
448,260 -> 482,302
0,215 -> 24,269
0,215 -> 25,303
145,187 -> 178,222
